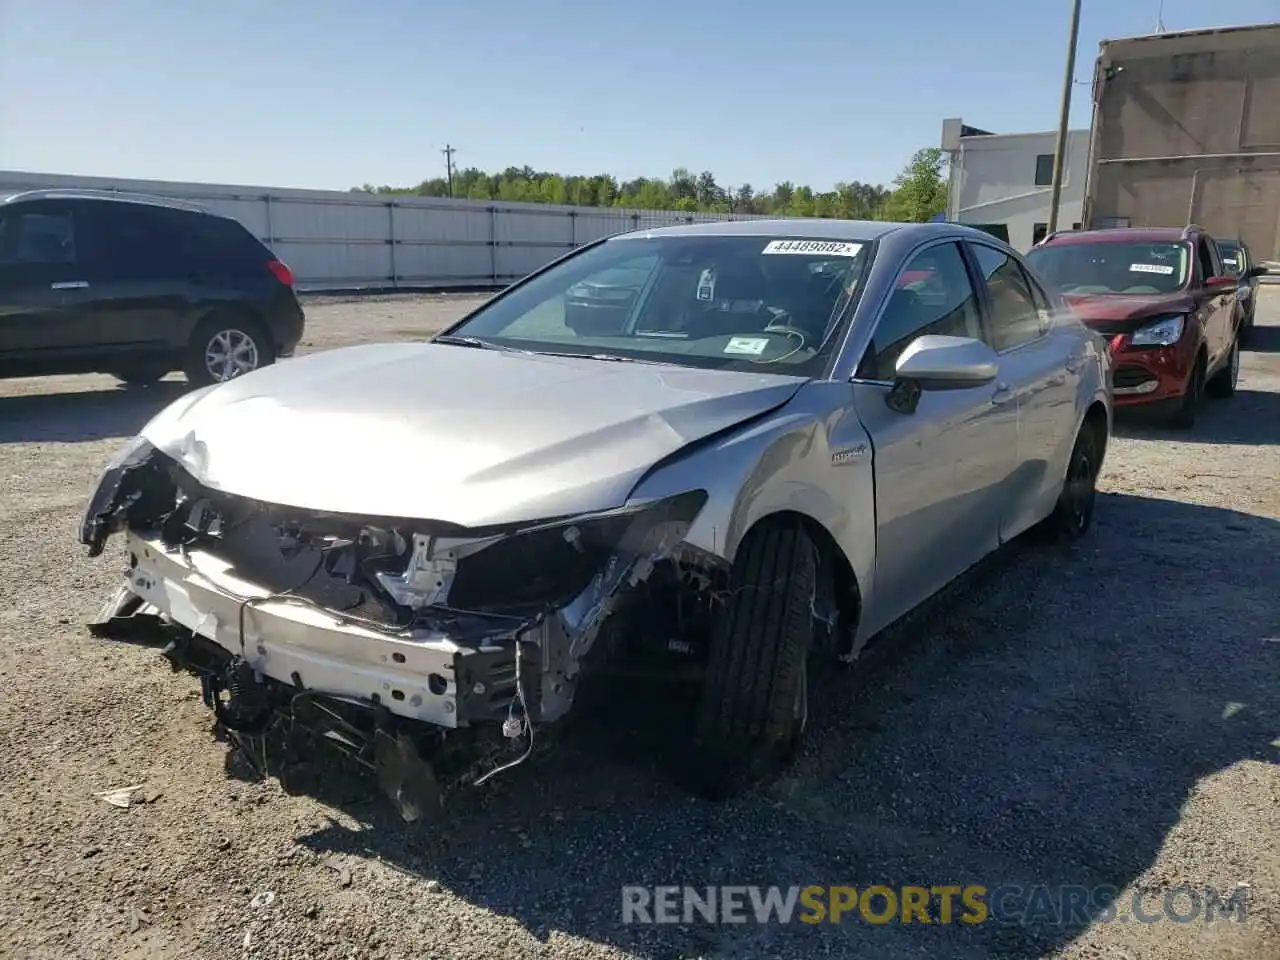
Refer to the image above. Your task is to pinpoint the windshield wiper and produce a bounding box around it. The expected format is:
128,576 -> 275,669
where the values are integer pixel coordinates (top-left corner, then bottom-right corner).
431,335 -> 517,351
536,351 -> 672,365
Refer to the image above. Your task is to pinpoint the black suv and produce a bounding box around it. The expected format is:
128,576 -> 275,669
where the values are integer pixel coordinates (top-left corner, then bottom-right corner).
1215,236 -> 1268,345
0,189 -> 305,387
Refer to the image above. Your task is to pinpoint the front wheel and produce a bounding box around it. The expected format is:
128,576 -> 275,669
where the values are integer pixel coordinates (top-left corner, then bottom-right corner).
682,519 -> 815,800
1165,354 -> 1204,429
1206,339 -> 1239,399
184,315 -> 275,388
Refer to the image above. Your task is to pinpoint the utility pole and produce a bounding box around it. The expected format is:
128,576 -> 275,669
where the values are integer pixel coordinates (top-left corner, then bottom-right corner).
1047,0 -> 1083,236
441,144 -> 457,198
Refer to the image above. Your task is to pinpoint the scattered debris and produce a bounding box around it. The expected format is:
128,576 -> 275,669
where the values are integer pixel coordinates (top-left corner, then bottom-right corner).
325,856 -> 353,888
249,890 -> 276,909
127,905 -> 151,933
95,784 -> 146,809
137,785 -> 164,804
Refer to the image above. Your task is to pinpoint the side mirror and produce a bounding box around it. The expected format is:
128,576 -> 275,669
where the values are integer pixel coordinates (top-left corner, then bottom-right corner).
1248,265 -> 1270,279
884,335 -> 999,414
1205,275 -> 1238,291
895,335 -> 998,388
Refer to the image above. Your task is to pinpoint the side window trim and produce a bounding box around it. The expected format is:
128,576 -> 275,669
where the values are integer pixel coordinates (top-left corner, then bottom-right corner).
967,240 -> 1052,354
853,237 -> 981,383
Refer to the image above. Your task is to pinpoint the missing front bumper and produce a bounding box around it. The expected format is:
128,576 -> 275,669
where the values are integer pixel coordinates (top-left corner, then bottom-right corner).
114,531 -> 542,729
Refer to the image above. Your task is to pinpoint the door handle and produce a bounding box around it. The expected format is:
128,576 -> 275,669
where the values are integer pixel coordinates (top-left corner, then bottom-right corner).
991,382 -> 1015,406
51,280 -> 89,290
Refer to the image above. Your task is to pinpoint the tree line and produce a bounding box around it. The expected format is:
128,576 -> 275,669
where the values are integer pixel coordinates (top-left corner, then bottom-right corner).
353,147 -> 949,223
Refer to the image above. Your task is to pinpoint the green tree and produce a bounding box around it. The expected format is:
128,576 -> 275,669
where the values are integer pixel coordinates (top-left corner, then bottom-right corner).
882,147 -> 948,223
349,147 -> 945,219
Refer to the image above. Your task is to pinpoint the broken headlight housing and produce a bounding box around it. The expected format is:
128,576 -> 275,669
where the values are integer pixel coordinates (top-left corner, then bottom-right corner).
79,436 -> 169,556
441,490 -> 708,613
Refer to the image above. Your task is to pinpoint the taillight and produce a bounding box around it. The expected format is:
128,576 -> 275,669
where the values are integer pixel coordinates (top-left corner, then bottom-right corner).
266,260 -> 294,288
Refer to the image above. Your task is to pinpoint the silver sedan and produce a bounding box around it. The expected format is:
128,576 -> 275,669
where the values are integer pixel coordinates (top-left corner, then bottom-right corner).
80,219 -> 1112,811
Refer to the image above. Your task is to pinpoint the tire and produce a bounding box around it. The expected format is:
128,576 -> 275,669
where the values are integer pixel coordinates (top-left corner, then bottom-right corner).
1206,338 -> 1239,399
184,314 -> 275,388
1165,354 -> 1204,429
1239,311 -> 1254,347
1040,424 -> 1100,542
683,519 -> 815,800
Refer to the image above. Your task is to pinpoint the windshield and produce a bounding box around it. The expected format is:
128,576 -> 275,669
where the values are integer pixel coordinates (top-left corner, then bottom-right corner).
1026,241 -> 1191,295
1217,241 -> 1242,276
441,234 -> 873,375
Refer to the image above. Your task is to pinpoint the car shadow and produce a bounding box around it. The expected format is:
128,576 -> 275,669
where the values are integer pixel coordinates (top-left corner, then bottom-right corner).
1246,323 -> 1280,353
1114,388 -> 1280,446
0,382 -> 188,444
195,492 -> 1280,958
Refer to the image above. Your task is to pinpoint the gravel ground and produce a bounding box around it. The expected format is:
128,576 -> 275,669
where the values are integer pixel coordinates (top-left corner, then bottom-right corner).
0,289 -> 1277,960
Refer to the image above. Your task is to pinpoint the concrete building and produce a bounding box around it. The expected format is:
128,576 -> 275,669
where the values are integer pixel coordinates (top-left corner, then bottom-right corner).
940,118 -> 1091,252
1084,22 -> 1280,262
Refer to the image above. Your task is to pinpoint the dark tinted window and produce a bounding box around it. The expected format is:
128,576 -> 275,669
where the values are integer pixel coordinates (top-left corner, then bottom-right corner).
1034,154 -> 1054,186
1195,237 -> 1217,282
448,234 -> 873,376
181,213 -> 269,268
84,202 -> 188,276
971,244 -> 1047,352
860,242 -> 982,379
0,209 -> 77,265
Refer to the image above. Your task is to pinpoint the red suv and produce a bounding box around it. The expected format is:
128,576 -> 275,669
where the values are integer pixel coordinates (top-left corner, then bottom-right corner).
1026,226 -> 1240,428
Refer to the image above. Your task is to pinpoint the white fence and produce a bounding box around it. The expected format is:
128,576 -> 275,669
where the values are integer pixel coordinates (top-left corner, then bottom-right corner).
0,170 -> 772,292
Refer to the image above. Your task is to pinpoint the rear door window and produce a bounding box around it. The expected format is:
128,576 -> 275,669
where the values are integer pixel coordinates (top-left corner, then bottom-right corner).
81,202 -> 190,279
970,244 -> 1048,352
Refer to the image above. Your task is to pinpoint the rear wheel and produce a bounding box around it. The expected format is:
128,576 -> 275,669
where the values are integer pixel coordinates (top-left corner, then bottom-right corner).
184,314 -> 275,387
1040,424 -> 1100,542
682,519 -> 815,800
1165,354 -> 1204,429
1206,338 -> 1239,399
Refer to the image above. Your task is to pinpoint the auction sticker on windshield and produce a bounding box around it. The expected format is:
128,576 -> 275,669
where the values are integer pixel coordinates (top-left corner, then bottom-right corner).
724,336 -> 771,356
763,240 -> 863,257
1130,263 -> 1175,275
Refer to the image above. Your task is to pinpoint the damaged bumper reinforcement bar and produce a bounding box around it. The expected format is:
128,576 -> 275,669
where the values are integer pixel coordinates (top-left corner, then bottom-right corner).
80,440 -> 716,817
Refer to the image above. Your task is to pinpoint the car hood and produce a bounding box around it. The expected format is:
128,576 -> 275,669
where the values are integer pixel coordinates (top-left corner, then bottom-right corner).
139,342 -> 807,528
1060,291 -> 1195,334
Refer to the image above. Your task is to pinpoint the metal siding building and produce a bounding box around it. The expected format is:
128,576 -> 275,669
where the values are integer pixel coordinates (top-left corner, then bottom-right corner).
0,170 -> 771,291
940,118 -> 1090,252
1084,22 -> 1280,260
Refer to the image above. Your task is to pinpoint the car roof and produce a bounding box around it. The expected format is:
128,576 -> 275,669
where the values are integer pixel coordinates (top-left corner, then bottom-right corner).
606,218 -> 997,243
1038,226 -> 1192,246
0,188 -> 207,215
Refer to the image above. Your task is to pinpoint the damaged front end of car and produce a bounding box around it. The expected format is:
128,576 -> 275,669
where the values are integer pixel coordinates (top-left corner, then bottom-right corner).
80,438 -> 723,820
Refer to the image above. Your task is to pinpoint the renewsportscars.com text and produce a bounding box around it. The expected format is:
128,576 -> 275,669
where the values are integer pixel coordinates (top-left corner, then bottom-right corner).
620,884 -> 1250,926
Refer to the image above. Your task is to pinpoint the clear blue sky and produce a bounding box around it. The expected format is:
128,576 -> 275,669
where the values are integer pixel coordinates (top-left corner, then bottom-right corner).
2,0 -> 1278,194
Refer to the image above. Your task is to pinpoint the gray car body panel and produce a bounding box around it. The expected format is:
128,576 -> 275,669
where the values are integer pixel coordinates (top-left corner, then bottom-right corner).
132,218 -> 1110,654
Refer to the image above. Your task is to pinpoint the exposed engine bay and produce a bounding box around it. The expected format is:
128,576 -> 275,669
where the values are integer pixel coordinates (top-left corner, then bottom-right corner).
80,439 -> 733,820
